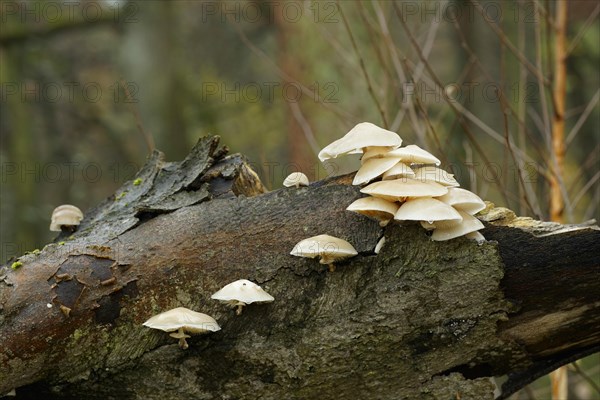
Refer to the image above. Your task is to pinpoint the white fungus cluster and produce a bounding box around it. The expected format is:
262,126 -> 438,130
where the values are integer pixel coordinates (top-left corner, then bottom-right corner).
289,122 -> 486,272
321,122 -> 487,242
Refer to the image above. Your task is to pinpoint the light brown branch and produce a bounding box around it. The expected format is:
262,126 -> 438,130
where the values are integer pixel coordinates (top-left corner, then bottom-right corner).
549,1 -> 568,222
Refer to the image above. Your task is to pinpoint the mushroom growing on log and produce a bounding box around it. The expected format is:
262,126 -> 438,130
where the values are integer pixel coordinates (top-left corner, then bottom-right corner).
0,136 -> 598,399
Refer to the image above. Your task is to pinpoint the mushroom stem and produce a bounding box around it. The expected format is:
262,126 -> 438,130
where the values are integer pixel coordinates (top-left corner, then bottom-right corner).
236,304 -> 244,315
178,336 -> 189,350
328,263 -> 336,272
170,327 -> 190,350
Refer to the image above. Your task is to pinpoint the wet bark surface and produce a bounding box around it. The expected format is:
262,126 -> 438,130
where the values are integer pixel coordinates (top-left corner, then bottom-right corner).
1,136 -> 598,400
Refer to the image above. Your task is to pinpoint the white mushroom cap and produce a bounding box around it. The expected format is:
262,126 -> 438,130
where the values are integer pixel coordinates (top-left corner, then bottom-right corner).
352,156 -> 402,185
360,178 -> 448,202
420,218 -> 464,230
283,172 -> 309,188
387,145 -> 441,165
412,166 -> 460,187
436,187 -> 486,215
465,231 -> 486,243
143,307 -> 220,349
382,162 -> 415,180
318,122 -> 402,162
346,196 -> 399,226
142,307 -> 221,334
374,236 -> 385,254
50,204 -> 84,231
431,211 -> 485,241
394,197 -> 462,222
211,279 -> 274,305
290,234 -> 358,266
361,146 -> 398,163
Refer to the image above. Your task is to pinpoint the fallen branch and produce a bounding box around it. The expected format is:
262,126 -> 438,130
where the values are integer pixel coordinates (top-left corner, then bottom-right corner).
1,136 -> 598,399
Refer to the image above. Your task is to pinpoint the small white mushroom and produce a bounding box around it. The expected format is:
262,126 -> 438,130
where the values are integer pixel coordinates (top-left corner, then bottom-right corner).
318,122 -> 402,162
346,196 -> 399,226
290,234 -> 358,272
50,205 -> 83,232
352,156 -> 402,186
374,236 -> 385,254
465,231 -> 486,244
211,279 -> 274,315
394,197 -> 463,223
142,307 -> 220,349
360,178 -> 448,202
431,211 -> 485,241
412,166 -> 460,187
382,162 -> 415,180
387,144 -> 441,165
435,187 -> 486,215
283,172 -> 309,188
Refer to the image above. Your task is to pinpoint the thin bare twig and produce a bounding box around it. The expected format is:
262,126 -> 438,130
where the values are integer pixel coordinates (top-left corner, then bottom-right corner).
517,0 -> 528,215
571,171 -> 600,210
549,0 -> 568,223
470,0 -> 551,86
499,93 -> 540,217
566,89 -> 600,146
568,143 -> 600,195
337,1 -> 389,128
389,0 -> 447,140
393,1 -> 514,209
450,18 -> 549,166
570,361 -> 600,394
287,102 -> 320,158
533,1 -> 552,148
119,78 -> 155,153
400,59 -> 446,165
356,4 -> 393,82
583,181 -> 600,221
227,14 -> 356,125
371,1 -> 422,136
566,4 -> 600,56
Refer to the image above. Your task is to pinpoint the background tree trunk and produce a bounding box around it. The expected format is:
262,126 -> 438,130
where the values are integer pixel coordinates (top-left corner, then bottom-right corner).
1,136 -> 598,400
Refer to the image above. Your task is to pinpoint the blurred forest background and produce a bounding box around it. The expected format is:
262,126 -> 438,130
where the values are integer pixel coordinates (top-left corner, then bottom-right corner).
0,0 -> 598,397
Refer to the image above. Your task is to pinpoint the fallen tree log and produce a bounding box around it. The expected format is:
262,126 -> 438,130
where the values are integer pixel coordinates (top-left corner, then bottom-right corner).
1,136 -> 598,399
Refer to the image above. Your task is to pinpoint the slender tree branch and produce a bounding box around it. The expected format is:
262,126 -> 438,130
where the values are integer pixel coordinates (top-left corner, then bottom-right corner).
566,4 -> 600,56
566,89 -> 600,146
470,0 -> 551,87
119,79 -> 155,153
336,1 -> 389,128
549,0 -> 568,222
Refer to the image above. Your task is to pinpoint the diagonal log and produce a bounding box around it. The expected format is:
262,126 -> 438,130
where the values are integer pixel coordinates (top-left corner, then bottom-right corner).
1,136 -> 598,399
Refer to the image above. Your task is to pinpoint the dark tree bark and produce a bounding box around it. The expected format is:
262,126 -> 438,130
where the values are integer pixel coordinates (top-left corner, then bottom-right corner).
1,136 -> 598,400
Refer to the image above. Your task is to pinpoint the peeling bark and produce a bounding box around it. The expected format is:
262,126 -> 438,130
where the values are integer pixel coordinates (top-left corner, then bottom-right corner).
1,136 -> 598,399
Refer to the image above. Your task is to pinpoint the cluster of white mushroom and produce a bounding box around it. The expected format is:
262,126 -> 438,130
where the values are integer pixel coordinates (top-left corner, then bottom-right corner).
322,122 -> 486,242
288,122 -> 487,272
142,279 -> 273,349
